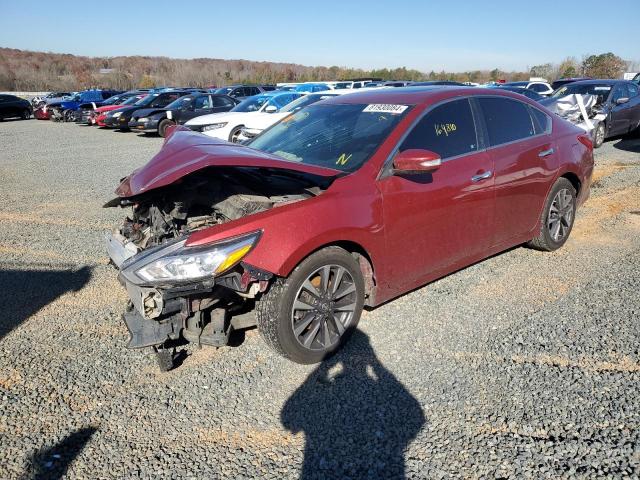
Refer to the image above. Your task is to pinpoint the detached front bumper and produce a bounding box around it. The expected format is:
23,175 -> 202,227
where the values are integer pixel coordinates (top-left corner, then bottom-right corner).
104,230 -> 266,349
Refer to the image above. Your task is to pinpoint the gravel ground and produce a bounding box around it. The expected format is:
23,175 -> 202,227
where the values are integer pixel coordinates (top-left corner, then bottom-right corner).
0,119 -> 639,479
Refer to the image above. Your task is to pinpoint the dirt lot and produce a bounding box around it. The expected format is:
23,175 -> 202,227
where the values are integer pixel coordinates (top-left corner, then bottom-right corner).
0,119 -> 639,479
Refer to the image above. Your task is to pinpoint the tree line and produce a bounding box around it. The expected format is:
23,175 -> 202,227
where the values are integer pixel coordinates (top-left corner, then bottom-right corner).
0,47 -> 634,92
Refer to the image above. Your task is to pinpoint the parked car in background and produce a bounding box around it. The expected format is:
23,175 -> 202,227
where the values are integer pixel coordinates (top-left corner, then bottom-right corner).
93,94 -> 148,126
76,91 -> 144,125
185,91 -> 303,142
0,94 -> 32,120
41,91 -> 74,105
212,85 -> 274,101
105,87 -> 593,369
542,80 -> 640,148
237,87 -> 385,142
102,91 -> 192,130
383,81 -> 412,87
294,83 -> 331,93
364,81 -> 386,87
495,86 -> 545,102
501,81 -> 553,96
38,89 -> 120,122
128,93 -> 238,137
551,77 -> 592,91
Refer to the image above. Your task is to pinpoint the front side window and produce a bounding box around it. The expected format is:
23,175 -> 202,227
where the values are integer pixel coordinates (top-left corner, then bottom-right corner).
478,97 -> 535,146
248,103 -> 410,172
193,96 -> 212,109
400,98 -> 478,159
611,85 -> 628,103
628,83 -> 639,97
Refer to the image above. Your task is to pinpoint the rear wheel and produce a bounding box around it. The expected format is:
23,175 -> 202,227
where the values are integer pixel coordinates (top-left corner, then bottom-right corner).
528,177 -> 576,251
593,122 -> 605,148
158,118 -> 175,137
255,247 -> 365,364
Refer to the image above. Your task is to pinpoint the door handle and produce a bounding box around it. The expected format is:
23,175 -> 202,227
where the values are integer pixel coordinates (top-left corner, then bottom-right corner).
538,148 -> 555,157
471,171 -> 492,182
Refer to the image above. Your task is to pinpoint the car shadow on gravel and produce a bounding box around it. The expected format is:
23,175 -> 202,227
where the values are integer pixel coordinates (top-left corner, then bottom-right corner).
27,426 -> 97,479
0,266 -> 92,341
281,330 -> 426,479
612,136 -> 640,153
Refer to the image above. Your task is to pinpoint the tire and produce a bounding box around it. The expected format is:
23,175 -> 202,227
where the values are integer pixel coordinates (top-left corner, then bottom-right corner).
229,125 -> 244,143
255,246 -> 365,364
592,122 -> 605,149
21,109 -> 30,120
527,177 -> 576,251
158,118 -> 175,137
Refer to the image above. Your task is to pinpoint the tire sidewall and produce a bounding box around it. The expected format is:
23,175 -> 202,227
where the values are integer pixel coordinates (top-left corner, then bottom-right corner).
593,123 -> 605,148
540,179 -> 576,250
229,125 -> 243,143
158,119 -> 175,137
273,249 -> 365,364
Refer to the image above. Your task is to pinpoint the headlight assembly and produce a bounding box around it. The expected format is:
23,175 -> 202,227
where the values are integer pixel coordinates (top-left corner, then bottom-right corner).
112,112 -> 122,118
202,122 -> 227,132
138,117 -> 148,123
133,231 -> 261,284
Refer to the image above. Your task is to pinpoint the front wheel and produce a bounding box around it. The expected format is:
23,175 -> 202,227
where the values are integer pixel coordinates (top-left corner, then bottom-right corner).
21,109 -> 31,120
229,125 -> 244,143
158,118 -> 175,137
255,247 -> 365,364
528,177 -> 576,251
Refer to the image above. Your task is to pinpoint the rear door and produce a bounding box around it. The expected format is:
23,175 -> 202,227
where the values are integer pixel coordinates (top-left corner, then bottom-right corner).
476,96 -> 556,246
379,98 -> 495,289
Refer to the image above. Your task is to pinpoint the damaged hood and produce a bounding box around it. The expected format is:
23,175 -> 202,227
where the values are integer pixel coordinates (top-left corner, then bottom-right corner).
116,127 -> 341,198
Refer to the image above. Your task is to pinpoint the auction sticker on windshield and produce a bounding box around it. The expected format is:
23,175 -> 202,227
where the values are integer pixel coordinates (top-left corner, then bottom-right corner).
363,104 -> 408,114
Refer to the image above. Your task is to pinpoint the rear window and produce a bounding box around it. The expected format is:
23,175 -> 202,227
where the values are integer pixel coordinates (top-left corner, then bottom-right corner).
530,107 -> 551,135
478,97 -> 535,146
400,98 -> 478,160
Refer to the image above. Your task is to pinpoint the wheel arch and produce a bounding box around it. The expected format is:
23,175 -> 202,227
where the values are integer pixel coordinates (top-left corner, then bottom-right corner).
283,240 -> 378,307
560,171 -> 581,196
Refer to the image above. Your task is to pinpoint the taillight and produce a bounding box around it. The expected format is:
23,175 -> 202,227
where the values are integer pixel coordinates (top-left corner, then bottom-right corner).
578,133 -> 593,149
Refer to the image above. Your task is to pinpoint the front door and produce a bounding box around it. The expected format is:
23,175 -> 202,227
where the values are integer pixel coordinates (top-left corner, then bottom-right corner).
379,98 -> 495,291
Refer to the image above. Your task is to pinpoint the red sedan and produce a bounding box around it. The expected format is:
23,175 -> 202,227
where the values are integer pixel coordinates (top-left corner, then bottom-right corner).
93,94 -> 147,126
105,87 -> 593,370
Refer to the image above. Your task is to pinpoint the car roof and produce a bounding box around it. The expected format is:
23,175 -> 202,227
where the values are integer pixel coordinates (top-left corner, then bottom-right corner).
563,79 -> 624,86
318,86 -> 531,107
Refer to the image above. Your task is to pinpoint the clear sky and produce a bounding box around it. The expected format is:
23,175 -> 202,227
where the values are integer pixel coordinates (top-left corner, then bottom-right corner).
1,0 -> 638,72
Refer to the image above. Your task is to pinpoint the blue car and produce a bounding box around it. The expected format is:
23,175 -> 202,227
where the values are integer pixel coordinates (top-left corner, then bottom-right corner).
294,83 -> 331,93
47,89 -> 121,122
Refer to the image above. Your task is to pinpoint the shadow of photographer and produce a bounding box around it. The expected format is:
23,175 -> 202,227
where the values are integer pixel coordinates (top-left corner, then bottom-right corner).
281,330 -> 426,480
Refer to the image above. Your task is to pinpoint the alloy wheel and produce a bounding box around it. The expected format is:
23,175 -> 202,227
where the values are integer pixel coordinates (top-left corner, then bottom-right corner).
547,188 -> 574,242
291,264 -> 357,351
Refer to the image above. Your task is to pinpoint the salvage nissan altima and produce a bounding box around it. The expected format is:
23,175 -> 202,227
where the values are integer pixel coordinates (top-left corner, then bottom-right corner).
105,87 -> 593,371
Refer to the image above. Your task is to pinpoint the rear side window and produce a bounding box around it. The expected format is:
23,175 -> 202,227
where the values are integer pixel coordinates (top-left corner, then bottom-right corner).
530,107 -> 550,134
478,97 -> 535,146
529,83 -> 548,93
400,98 -> 478,159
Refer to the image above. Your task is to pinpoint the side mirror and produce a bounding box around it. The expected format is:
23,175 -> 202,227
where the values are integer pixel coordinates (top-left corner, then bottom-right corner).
264,105 -> 277,113
393,149 -> 441,174
615,97 -> 629,105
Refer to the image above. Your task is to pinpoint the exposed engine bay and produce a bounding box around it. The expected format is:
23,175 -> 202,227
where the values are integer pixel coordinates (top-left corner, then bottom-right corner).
109,167 -> 323,252
105,166 -> 329,370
